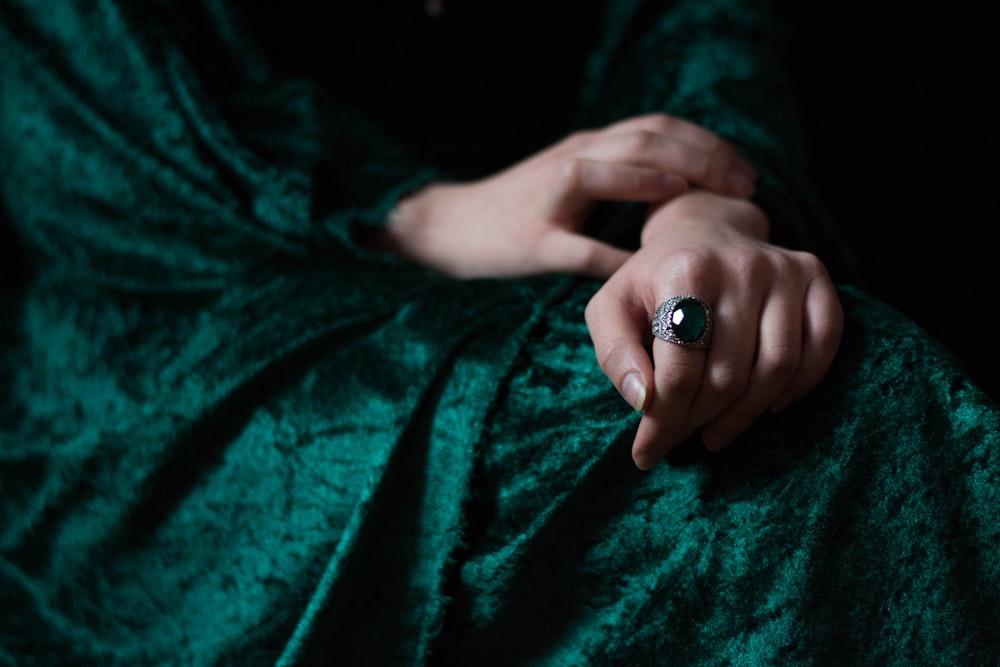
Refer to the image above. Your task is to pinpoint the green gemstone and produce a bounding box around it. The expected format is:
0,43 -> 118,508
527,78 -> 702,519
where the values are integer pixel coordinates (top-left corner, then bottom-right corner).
671,298 -> 707,342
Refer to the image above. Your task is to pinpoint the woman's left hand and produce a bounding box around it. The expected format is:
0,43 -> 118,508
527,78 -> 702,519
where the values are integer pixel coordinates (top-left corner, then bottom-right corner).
585,191 -> 843,469
374,113 -> 757,278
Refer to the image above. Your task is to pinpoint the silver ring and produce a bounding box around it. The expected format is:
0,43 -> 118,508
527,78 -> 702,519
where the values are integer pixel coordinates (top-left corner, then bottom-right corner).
652,295 -> 712,349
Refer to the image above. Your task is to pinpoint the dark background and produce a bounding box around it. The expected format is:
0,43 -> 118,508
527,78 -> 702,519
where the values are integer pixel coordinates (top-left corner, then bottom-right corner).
775,2 -> 998,403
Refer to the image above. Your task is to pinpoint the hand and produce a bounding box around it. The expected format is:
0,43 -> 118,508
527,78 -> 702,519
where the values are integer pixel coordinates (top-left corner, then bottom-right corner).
375,113 -> 758,278
585,191 -> 843,469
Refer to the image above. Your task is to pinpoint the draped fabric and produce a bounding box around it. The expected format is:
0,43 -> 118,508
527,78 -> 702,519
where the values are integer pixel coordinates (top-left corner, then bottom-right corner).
1,1 -> 997,664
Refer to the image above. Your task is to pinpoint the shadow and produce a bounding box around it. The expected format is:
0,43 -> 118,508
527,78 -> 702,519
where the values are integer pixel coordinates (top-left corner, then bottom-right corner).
774,1 -> 998,404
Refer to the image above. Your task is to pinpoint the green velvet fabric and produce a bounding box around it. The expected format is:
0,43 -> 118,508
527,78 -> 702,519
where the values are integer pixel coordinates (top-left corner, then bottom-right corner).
1,1 -> 998,665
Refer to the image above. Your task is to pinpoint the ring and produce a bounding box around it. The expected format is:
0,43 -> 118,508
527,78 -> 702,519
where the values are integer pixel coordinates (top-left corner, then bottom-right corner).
651,295 -> 713,348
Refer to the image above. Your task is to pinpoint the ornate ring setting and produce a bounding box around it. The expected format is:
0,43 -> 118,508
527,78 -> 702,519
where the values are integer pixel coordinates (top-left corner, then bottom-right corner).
651,295 -> 712,349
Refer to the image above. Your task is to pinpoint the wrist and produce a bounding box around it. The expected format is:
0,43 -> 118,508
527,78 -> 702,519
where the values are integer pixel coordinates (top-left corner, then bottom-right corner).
640,192 -> 770,245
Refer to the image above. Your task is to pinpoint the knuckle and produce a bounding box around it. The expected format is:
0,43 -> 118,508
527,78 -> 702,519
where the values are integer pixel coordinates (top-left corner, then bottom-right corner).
645,112 -> 679,133
771,250 -> 798,275
706,363 -> 749,402
691,147 -> 727,186
754,251 -> 794,286
796,250 -> 828,277
621,129 -> 658,155
589,336 -> 632,382
682,149 -> 713,183
723,246 -> 762,280
758,344 -> 801,382
557,158 -> 586,190
560,130 -> 597,152
731,246 -> 787,288
686,152 -> 725,185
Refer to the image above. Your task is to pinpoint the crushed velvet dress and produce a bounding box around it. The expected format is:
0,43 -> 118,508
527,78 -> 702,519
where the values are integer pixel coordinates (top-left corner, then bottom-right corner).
2,1 -> 998,665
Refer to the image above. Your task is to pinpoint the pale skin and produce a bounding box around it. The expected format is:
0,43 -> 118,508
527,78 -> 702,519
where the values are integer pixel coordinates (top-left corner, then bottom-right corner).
375,113 -> 843,470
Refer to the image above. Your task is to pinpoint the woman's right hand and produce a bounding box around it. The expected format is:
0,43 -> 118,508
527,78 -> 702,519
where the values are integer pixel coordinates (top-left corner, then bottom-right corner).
585,191 -> 843,469
375,113 -> 758,279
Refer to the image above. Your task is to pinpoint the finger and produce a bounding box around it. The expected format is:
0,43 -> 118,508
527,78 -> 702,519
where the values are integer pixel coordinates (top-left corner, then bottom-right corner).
770,271 -> 843,413
701,280 -> 803,451
551,159 -> 688,218
680,289 -> 759,446
585,286 -> 655,412
631,334 -> 707,470
603,113 -> 757,188
605,113 -> 749,162
537,228 -> 634,277
579,130 -> 756,198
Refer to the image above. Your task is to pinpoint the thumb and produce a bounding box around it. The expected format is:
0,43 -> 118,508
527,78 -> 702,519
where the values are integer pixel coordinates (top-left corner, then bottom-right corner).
536,228 -> 633,278
584,286 -> 654,412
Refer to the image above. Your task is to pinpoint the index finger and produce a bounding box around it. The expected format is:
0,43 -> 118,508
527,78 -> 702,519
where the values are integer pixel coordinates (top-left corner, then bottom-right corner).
585,286 -> 656,414
605,113 -> 758,179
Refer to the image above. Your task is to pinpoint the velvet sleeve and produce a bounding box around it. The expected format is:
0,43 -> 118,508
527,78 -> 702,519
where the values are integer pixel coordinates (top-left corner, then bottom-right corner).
0,0 -> 444,292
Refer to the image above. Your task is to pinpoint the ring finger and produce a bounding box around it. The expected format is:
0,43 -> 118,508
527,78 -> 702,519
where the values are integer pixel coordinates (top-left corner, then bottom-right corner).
632,293 -> 712,469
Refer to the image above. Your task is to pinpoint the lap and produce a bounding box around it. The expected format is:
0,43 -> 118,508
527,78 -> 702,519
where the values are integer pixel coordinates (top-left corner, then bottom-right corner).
2,275 -> 997,665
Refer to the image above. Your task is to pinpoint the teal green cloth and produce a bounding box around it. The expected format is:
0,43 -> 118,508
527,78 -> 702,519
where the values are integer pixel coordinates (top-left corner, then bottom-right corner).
2,1 -> 998,665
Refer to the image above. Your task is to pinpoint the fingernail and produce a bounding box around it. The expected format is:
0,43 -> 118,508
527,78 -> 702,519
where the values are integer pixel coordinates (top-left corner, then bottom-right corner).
621,372 -> 646,412
633,454 -> 654,471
